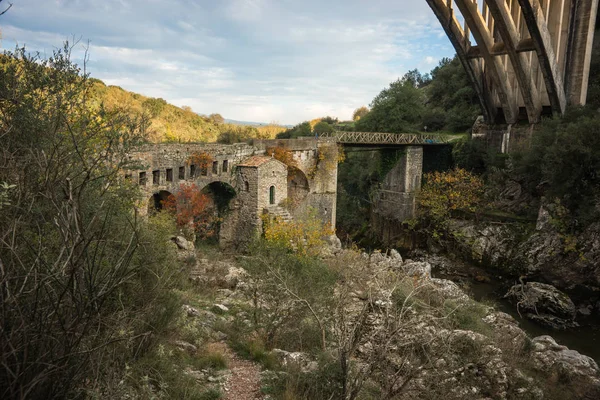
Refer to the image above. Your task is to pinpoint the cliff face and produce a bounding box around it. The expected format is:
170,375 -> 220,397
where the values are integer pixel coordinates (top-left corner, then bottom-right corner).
445,217 -> 600,293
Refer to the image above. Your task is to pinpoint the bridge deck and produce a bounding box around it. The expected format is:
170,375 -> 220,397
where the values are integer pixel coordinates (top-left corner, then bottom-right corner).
318,131 -> 450,146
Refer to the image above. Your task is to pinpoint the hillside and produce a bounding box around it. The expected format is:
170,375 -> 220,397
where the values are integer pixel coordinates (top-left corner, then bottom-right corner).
88,78 -> 286,143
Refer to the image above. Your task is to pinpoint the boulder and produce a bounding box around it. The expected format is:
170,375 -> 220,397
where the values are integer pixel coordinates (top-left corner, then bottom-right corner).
272,349 -> 317,372
182,304 -> 201,318
173,340 -> 197,354
324,234 -> 342,251
389,249 -> 403,263
171,235 -> 194,251
223,266 -> 248,289
403,261 -> 432,280
212,304 -> 229,314
505,282 -> 577,329
530,335 -> 600,397
430,278 -> 469,301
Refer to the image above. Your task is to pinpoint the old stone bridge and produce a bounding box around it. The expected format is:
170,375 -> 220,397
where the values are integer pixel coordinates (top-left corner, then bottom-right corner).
128,133 -> 448,247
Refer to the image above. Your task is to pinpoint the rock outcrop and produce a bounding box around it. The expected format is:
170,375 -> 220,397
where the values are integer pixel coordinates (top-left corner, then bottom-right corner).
505,282 -> 578,330
530,335 -> 600,398
446,218 -> 600,293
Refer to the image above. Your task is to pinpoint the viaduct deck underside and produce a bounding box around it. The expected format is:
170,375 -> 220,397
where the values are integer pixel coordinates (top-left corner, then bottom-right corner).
319,131 -> 450,146
426,0 -> 599,125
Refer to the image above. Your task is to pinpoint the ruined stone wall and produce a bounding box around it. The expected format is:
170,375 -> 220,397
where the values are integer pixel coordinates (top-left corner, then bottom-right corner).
372,146 -> 423,246
257,161 -> 288,211
219,167 -> 259,249
129,139 -> 337,245
255,138 -> 338,228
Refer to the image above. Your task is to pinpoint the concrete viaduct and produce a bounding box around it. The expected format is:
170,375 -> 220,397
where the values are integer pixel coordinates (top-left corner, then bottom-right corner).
127,133 -> 449,248
427,0 -> 598,124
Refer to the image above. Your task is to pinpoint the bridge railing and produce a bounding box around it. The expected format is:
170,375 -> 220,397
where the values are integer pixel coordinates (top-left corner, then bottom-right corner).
319,131 -> 450,145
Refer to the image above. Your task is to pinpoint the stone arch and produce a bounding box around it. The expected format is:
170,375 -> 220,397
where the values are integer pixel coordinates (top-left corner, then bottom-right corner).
199,181 -> 237,241
148,190 -> 173,214
200,181 -> 237,214
287,166 -> 309,208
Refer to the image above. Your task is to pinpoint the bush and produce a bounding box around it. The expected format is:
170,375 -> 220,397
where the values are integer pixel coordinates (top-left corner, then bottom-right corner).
0,44 -> 186,398
418,168 -> 484,224
511,110 -> 600,227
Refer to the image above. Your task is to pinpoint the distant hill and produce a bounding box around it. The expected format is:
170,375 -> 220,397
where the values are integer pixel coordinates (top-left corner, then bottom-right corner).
89,79 -> 221,143
224,118 -> 293,128
88,78 -> 287,143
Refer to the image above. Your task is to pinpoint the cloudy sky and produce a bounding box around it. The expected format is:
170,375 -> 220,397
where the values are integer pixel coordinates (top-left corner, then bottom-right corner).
0,0 -> 455,125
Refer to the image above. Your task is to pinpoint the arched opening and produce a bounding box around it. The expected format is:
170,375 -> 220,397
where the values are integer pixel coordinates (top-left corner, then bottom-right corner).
269,186 -> 275,205
287,167 -> 309,208
200,181 -> 237,242
148,190 -> 173,214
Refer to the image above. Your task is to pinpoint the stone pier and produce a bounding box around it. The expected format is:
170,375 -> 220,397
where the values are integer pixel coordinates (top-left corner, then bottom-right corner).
371,146 -> 423,246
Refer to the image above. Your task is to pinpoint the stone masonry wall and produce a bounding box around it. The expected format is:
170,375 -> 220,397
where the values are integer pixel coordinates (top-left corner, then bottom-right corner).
372,146 -> 424,246
255,138 -> 338,228
127,139 -> 338,247
257,160 -> 288,212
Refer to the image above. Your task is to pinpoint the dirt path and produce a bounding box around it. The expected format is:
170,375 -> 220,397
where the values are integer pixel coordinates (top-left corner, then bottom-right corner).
212,342 -> 263,400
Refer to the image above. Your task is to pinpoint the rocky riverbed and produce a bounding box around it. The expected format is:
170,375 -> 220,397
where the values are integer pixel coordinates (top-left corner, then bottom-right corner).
173,235 -> 600,399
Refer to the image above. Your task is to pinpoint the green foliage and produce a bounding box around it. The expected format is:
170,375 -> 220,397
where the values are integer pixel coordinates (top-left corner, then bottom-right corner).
444,300 -> 492,336
268,355 -> 344,400
312,120 -> 334,134
355,77 -> 424,133
230,338 -> 279,370
418,168 -> 485,224
511,110 -> 600,227
0,44 -> 187,398
241,240 -> 337,352
336,150 -> 384,241
216,124 -> 259,143
424,57 -> 481,132
143,97 -> 168,118
452,137 -> 506,174
276,121 -> 312,139
124,342 -> 222,400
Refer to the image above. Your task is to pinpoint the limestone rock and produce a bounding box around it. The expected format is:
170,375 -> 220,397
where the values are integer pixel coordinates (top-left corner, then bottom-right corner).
324,234 -> 342,251
182,304 -> 201,318
389,248 -> 403,263
272,349 -> 317,372
173,340 -> 197,354
535,204 -> 552,231
171,235 -> 194,251
223,266 -> 248,289
430,278 -> 469,301
505,282 -> 577,329
483,311 -> 528,349
212,304 -> 229,314
530,335 -> 600,397
403,260 -> 432,280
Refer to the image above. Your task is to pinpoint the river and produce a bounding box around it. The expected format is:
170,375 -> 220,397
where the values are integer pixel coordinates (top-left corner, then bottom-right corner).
427,256 -> 600,364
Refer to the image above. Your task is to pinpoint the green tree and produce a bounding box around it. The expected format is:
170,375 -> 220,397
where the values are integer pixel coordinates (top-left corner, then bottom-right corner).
313,120 -> 334,134
276,121 -> 312,139
424,57 -> 480,132
355,78 -> 424,133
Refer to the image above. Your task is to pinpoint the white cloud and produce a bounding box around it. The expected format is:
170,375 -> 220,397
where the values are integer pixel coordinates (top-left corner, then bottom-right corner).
1,0 -> 456,124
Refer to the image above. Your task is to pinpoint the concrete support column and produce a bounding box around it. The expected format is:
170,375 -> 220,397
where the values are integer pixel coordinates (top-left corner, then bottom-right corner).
566,0 -> 599,105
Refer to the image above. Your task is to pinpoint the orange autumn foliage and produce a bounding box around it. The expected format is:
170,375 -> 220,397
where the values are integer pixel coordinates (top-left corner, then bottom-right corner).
265,146 -> 297,168
162,183 -> 217,237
